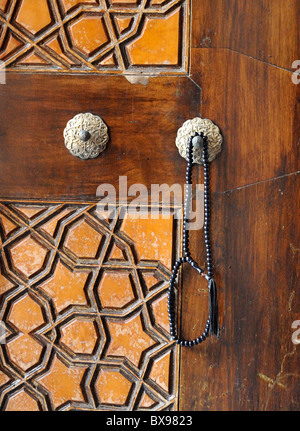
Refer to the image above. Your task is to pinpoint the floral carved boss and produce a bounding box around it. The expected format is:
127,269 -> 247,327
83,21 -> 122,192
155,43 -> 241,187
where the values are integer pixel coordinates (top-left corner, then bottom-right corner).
0,0 -> 188,74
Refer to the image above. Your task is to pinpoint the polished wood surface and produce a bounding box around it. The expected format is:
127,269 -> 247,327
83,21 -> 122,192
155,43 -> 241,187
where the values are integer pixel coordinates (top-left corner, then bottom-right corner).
0,74 -> 199,200
179,0 -> 300,411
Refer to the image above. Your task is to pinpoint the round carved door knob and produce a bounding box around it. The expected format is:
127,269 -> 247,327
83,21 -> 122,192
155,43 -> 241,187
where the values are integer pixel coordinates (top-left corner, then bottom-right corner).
64,113 -> 109,160
176,117 -> 223,164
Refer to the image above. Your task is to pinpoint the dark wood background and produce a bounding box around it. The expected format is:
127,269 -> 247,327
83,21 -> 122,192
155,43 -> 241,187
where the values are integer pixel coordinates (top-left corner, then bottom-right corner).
179,0 -> 300,410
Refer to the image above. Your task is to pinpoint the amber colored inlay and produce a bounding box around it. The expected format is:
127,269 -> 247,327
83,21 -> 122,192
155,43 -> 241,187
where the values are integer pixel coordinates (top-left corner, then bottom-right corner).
69,15 -> 109,56
149,350 -> 171,393
7,294 -> 45,371
95,369 -> 133,405
0,0 -> 9,12
39,260 -> 90,313
151,292 -> 169,332
15,0 -> 52,35
7,333 -> 44,372
9,235 -> 49,278
44,35 -> 79,66
151,0 -> 167,4
0,33 -> 23,61
13,205 -> 47,219
8,293 -> 44,332
60,318 -> 98,355
126,8 -> 180,66
37,355 -> 87,409
0,0 -> 187,74
0,212 -> 18,237
99,52 -> 117,66
122,213 -> 173,269
143,272 -> 160,291
0,201 -> 178,411
0,370 -> 10,387
106,312 -> 156,367
111,0 -> 138,4
5,389 -> 39,411
94,207 -> 114,224
64,218 -> 103,259
39,208 -> 73,237
139,391 -> 157,408
98,271 -> 135,309
0,273 -> 14,297
60,0 -> 99,13
114,16 -> 133,35
108,243 -> 125,260
18,50 -> 50,65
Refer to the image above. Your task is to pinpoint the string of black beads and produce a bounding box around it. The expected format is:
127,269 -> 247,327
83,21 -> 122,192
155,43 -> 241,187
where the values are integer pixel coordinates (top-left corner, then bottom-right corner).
168,132 -> 212,347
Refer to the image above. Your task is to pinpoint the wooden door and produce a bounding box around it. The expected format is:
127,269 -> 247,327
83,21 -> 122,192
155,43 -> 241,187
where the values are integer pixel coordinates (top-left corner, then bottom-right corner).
0,0 -> 299,411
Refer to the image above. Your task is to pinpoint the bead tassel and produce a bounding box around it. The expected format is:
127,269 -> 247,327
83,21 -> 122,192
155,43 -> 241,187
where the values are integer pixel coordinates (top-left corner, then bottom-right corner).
168,132 -> 219,346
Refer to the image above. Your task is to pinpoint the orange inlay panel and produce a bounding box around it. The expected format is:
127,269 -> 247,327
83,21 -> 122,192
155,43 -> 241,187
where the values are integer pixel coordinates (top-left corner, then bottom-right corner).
122,212 -> 174,269
6,293 -> 45,371
39,260 -> 90,313
143,272 -> 160,291
44,35 -> 79,66
0,202 -> 178,411
7,333 -> 44,371
95,369 -> 133,405
0,212 -> 18,237
98,271 -> 135,309
0,370 -> 10,387
68,15 -> 109,57
98,52 -> 117,66
149,350 -> 172,393
5,389 -> 40,411
60,0 -> 99,13
60,318 -> 98,355
64,218 -> 103,259
106,312 -> 156,367
0,0 -> 10,13
8,293 -> 44,333
15,0 -> 52,35
151,0 -> 167,4
0,273 -> 14,296
36,355 -> 87,409
9,235 -> 49,278
114,16 -> 133,35
126,8 -> 181,66
0,33 -> 23,61
0,1 -> 187,74
139,391 -> 157,408
151,291 -> 169,332
13,204 -> 47,219
39,208 -> 73,237
111,0 -> 138,4
108,243 -> 125,260
17,50 -> 51,65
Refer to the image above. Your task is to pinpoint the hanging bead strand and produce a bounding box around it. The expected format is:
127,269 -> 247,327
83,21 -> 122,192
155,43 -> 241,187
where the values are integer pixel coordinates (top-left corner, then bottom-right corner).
168,131 -> 217,347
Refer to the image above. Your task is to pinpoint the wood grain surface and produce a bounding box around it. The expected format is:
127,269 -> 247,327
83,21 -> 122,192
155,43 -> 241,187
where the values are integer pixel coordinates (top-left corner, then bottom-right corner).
0,74 -> 200,201
191,0 -> 300,71
179,0 -> 300,411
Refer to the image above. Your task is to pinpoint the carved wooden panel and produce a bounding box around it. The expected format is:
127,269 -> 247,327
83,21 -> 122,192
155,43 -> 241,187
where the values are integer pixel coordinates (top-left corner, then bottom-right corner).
0,0 -> 188,74
0,201 -> 180,411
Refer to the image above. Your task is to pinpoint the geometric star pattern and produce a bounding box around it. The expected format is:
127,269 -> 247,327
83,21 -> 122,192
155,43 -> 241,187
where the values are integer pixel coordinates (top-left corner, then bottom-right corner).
0,201 -> 179,411
0,0 -> 188,74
